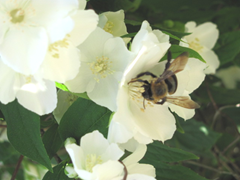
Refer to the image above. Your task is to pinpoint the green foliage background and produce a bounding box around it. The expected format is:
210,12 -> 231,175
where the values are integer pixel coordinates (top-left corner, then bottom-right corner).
1,0 -> 240,180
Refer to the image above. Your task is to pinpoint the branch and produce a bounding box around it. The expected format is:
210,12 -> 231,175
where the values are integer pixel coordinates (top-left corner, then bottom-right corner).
184,160 -> 240,177
119,161 -> 128,180
11,155 -> 24,180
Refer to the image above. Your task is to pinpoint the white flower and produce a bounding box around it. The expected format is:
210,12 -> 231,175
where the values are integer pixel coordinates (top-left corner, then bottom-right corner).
53,90 -> 78,123
98,9 -> 130,44
65,131 -> 156,180
108,21 -> 205,144
0,59 -> 57,115
216,66 -> 240,89
65,27 -> 134,111
181,21 -> 220,74
0,0 -> 79,75
65,130 -> 124,180
99,10 -> 127,37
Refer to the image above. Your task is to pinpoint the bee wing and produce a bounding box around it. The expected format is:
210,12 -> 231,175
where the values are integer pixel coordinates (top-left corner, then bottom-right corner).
166,96 -> 200,109
160,52 -> 189,80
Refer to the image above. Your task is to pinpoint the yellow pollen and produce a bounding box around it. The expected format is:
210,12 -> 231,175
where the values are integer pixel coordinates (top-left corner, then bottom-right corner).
128,79 -> 156,111
25,76 -> 32,84
89,56 -> 114,82
103,21 -> 114,34
85,154 -> 103,172
189,38 -> 203,52
10,8 -> 25,23
48,38 -> 69,59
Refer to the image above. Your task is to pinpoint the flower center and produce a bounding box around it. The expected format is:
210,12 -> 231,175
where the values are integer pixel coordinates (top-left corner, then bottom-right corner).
24,75 -> 32,84
85,154 -> 103,172
189,38 -> 204,52
128,80 -> 154,112
10,8 -> 25,23
103,21 -> 114,34
48,36 -> 70,58
89,56 -> 114,82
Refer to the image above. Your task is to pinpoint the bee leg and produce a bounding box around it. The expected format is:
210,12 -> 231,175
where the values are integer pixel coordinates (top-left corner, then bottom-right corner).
128,78 -> 149,84
143,99 -> 146,109
165,51 -> 172,71
156,97 -> 167,105
136,71 -> 157,78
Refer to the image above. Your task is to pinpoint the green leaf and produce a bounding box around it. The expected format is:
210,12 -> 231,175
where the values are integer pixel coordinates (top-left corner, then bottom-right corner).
0,141 -> 20,162
196,84 -> 240,105
42,124 -> 63,159
215,31 -> 240,66
55,82 -> 69,91
144,160 -> 209,180
170,45 -> 206,62
115,0 -> 142,12
173,112 -> 185,133
0,100 -> 52,171
162,30 -> 187,43
58,98 -> 112,142
145,141 -> 198,163
73,92 -> 90,100
125,19 -> 142,26
168,118 -> 221,154
43,161 -> 71,180
121,32 -> 137,38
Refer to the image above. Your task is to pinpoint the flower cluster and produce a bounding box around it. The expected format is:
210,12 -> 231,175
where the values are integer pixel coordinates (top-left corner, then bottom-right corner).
0,0 -> 98,115
65,130 -> 156,180
0,1 -> 221,179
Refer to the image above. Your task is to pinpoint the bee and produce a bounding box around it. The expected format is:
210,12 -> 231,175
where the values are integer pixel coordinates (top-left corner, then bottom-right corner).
128,51 -> 200,109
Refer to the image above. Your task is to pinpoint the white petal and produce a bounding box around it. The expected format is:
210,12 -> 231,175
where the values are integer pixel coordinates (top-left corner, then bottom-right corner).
80,130 -> 109,155
126,163 -> 156,177
108,120 -> 134,144
112,174 -> 156,180
101,10 -> 128,37
130,100 -> 176,142
65,62 -> 95,93
153,29 -> 170,43
78,27 -> 113,57
69,10 -> 99,46
186,22 -> 219,49
92,160 -> 123,180
87,76 -> 119,111
201,50 -> 220,74
32,0 -> 78,26
185,21 -> 197,32
123,144 -> 147,166
78,0 -> 87,9
16,79 -> 57,115
119,138 -> 141,152
0,61 -> 19,104
185,58 -> 206,93
101,143 -> 124,162
40,40 -> 80,83
108,86 -> 136,144
98,14 -> 108,29
65,143 -> 91,179
0,18 -> 9,44
0,26 -> 48,75
46,16 -> 75,43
